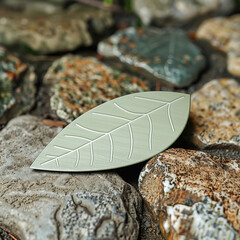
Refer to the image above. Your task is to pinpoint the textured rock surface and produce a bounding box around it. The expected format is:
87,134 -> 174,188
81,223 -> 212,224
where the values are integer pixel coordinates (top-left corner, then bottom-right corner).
98,27 -> 205,87
139,148 -> 240,240
189,78 -> 240,149
0,46 -> 36,124
133,0 -> 234,26
0,5 -> 113,53
0,115 -> 142,240
44,55 -> 149,122
197,15 -> 240,76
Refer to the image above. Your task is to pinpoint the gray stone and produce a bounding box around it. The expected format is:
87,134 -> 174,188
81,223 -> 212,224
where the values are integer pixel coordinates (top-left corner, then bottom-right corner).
0,5 -> 113,54
133,0 -> 235,26
0,115 -> 142,240
98,27 -> 205,87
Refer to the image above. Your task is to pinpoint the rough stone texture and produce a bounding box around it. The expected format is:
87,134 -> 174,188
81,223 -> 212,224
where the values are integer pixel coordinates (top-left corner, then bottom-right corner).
0,115 -> 142,240
98,27 -> 205,87
197,15 -> 240,77
133,0 -> 234,26
0,5 -> 113,54
44,55 -> 149,122
139,148 -> 240,240
0,46 -> 36,124
188,78 -> 240,150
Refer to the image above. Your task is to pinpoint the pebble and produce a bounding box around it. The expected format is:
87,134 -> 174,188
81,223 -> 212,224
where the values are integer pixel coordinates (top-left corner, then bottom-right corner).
0,115 -> 142,240
44,55 -> 149,122
133,0 -> 234,26
197,15 -> 240,77
0,5 -> 113,53
0,46 -> 36,124
139,148 -> 240,240
98,27 -> 205,87
189,78 -> 240,149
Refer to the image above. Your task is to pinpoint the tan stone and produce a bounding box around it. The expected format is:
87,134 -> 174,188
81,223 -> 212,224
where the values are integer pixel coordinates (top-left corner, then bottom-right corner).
139,148 -> 240,240
197,15 -> 240,76
189,78 -> 240,149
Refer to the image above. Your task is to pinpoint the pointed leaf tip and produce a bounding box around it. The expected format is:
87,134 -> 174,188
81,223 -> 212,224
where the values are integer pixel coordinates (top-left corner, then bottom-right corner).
31,91 -> 190,172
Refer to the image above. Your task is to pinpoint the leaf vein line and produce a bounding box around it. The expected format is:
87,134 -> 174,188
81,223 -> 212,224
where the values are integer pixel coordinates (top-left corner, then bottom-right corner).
40,96 -> 184,166
108,133 -> 113,162
76,123 -> 105,134
92,112 -> 130,121
147,114 -> 153,150
128,123 -> 133,159
64,135 -> 92,142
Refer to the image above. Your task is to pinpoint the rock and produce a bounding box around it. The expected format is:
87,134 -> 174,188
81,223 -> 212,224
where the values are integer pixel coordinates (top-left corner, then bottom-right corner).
98,27 -> 205,88
2,0 -> 68,8
44,55 -> 149,122
0,46 -> 36,124
0,115 -> 142,240
133,0 -> 235,26
139,148 -> 240,240
188,78 -> 240,149
197,15 -> 240,77
0,5 -> 113,54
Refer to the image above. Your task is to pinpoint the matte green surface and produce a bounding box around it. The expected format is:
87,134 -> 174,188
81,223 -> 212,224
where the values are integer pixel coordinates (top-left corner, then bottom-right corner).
31,91 -> 190,172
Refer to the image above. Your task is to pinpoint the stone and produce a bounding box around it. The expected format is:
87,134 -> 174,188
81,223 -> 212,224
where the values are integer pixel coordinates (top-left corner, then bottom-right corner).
0,115 -> 142,240
197,15 -> 240,77
0,46 -> 36,124
139,148 -> 240,240
188,78 -> 240,150
98,27 -> 205,88
44,55 -> 149,122
133,0 -> 235,26
0,5 -> 113,54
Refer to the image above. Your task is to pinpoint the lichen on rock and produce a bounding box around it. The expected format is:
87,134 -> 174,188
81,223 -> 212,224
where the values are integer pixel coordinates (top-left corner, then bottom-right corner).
139,148 -> 240,240
44,55 -> 149,122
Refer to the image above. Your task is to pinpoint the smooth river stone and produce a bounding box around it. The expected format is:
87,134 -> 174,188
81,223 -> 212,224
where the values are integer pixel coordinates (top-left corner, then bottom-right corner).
139,148 -> 240,240
98,27 -> 205,87
44,55 -> 149,122
133,0 -> 234,26
0,115 -> 142,240
197,15 -> 240,77
0,46 -> 36,124
189,78 -> 240,149
0,5 -> 113,54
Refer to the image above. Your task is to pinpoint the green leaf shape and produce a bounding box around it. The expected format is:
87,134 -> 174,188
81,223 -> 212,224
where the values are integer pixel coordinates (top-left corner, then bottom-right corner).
31,91 -> 190,172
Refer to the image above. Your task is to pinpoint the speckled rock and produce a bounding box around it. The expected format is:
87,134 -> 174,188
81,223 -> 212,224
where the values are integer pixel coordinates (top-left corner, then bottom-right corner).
0,46 -> 36,124
98,27 -> 205,87
189,78 -> 240,149
133,0 -> 234,26
0,115 -> 142,240
139,148 -> 240,240
197,15 -> 240,77
44,55 -> 149,122
0,5 -> 113,54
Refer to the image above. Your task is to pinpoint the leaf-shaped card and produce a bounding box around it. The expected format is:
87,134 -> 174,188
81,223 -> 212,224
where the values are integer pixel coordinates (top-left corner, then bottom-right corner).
31,91 -> 190,172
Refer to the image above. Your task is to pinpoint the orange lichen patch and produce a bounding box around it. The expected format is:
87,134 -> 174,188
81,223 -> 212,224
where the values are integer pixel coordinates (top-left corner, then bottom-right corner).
45,56 -> 149,122
189,78 -> 240,149
120,37 -> 128,43
139,148 -> 240,239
